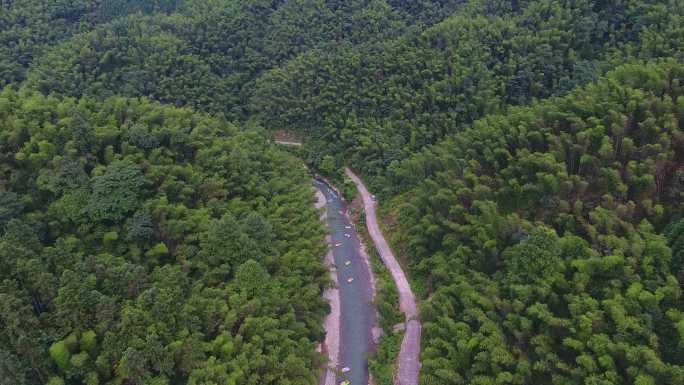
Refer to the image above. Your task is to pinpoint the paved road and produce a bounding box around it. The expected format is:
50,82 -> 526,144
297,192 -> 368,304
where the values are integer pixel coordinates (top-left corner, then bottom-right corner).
274,140 -> 302,146
345,169 -> 422,385
316,179 -> 376,385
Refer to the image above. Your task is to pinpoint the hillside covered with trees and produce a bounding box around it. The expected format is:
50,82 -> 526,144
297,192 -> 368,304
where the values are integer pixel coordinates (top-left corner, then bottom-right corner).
0,0 -> 182,87
0,90 -> 329,385
250,0 -> 684,186
2,0 -> 684,384
388,61 -> 684,384
25,0 -> 463,120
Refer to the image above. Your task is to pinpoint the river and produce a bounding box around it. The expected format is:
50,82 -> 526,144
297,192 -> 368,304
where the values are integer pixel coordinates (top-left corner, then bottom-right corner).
315,179 -> 376,385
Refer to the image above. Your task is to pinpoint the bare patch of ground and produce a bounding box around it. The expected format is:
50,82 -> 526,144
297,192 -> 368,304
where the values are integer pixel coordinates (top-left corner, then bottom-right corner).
315,188 -> 341,385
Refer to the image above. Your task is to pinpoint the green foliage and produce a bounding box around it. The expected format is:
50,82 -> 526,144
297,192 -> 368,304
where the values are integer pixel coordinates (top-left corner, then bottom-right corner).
126,211 -> 155,241
319,155 -> 337,177
235,259 -> 269,297
369,332 -> 402,385
389,62 -> 684,384
503,227 -> 562,285
0,350 -> 31,385
250,0 -> 684,189
0,0 -> 180,86
70,351 -> 89,368
46,377 -> 65,385
87,160 -> 147,222
24,0 -> 459,121
3,1 -> 684,384
367,237 -> 404,385
0,191 -> 23,229
667,219 -> 684,274
49,341 -> 71,372
102,231 -> 119,246
63,333 -> 79,352
0,90 -> 328,385
197,213 -> 273,279
80,331 -> 97,354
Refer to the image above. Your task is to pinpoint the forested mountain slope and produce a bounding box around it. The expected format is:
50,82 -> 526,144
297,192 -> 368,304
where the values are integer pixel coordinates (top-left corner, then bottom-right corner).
0,0 -> 182,86
0,90 -> 329,385
2,2 -> 470,384
25,0 -> 463,121
249,0 -> 684,187
387,61 -> 684,385
3,1 -> 684,385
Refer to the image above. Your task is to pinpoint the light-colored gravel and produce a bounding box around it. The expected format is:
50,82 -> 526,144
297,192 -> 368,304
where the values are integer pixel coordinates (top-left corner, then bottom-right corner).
316,188 -> 341,385
345,168 -> 422,385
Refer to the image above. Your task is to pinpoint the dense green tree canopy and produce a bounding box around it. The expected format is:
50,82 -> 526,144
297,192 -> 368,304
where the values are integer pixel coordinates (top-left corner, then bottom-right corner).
388,61 -> 684,385
0,0 -> 182,87
0,90 -> 329,385
24,0 -> 463,120
249,0 -> 684,185
2,1 -> 684,384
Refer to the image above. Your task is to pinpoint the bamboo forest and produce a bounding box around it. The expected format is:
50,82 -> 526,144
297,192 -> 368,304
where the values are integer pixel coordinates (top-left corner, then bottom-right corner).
1,1 -> 683,385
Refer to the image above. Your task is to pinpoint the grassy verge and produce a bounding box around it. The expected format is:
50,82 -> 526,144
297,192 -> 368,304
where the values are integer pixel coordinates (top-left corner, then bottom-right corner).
353,210 -> 404,385
379,195 -> 428,299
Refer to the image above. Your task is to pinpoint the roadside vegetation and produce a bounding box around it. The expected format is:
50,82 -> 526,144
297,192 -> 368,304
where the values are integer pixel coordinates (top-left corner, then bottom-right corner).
0,90 -> 329,385
2,0 -> 684,384
391,62 -> 684,384
353,210 -> 404,385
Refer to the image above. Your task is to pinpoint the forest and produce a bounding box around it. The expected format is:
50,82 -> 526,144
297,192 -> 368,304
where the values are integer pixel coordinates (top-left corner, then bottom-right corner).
251,0 -> 684,187
389,61 -> 684,384
24,0 -> 463,120
1,0 -> 683,384
0,89 -> 331,385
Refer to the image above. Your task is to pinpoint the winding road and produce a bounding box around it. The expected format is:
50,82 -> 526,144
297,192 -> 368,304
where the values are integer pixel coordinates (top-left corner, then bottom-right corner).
345,168 -> 422,385
281,137 -> 420,385
315,179 -> 376,385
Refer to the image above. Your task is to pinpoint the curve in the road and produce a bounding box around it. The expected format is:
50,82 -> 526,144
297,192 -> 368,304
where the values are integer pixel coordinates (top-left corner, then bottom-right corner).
345,168 -> 422,385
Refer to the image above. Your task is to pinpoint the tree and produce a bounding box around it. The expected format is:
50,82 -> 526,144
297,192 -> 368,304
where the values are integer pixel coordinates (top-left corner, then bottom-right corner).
503,227 -> 562,285
235,259 -> 270,298
319,155 -> 337,176
87,160 -> 147,222
0,191 -> 23,229
0,89 -> 329,385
